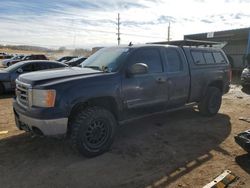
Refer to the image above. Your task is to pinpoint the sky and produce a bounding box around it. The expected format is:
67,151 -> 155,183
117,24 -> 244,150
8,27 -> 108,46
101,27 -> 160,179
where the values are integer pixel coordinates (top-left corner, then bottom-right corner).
0,0 -> 250,49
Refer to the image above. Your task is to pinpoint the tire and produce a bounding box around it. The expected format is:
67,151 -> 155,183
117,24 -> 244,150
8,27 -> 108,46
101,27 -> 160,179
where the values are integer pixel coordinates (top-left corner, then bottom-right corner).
0,82 -> 5,95
198,87 -> 222,116
242,84 -> 249,90
70,106 -> 117,157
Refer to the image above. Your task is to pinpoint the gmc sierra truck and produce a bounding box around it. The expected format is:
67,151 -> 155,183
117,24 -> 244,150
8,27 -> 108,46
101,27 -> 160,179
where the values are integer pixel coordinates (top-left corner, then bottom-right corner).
13,44 -> 231,157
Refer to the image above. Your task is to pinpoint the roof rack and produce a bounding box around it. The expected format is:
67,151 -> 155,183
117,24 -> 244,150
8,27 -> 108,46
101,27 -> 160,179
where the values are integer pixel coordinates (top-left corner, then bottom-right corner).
149,39 -> 222,47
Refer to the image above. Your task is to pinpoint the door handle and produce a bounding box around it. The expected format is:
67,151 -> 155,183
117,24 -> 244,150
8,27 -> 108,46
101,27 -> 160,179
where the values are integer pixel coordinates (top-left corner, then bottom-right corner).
156,77 -> 166,83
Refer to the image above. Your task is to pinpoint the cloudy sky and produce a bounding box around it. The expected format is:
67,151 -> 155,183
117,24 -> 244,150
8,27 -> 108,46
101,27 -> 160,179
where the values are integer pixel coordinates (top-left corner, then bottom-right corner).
0,0 -> 250,48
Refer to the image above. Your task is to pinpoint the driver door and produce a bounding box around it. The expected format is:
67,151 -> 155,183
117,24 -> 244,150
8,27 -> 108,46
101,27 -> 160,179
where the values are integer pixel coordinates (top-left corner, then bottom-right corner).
122,47 -> 168,119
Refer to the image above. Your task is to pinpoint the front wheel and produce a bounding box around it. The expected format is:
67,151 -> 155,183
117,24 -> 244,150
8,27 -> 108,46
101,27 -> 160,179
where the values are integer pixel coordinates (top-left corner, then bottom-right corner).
70,106 -> 117,157
198,87 -> 222,116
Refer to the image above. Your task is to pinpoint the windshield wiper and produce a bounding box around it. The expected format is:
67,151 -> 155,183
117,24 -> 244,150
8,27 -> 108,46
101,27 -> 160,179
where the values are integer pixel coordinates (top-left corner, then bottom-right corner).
83,65 -> 101,71
83,65 -> 110,73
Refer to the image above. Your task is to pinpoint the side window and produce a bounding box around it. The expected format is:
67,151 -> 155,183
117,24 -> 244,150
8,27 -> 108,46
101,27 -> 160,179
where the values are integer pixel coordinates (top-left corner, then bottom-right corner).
191,51 -> 206,64
129,48 -> 163,73
30,55 -> 36,60
25,56 -> 31,60
38,55 -> 45,60
213,52 -> 226,64
35,55 -> 41,60
203,52 -> 215,64
165,48 -> 183,72
21,64 -> 33,72
33,63 -> 49,71
50,63 -> 64,69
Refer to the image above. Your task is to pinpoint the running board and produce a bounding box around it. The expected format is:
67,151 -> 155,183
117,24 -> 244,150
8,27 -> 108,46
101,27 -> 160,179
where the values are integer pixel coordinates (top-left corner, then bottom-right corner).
119,102 -> 197,125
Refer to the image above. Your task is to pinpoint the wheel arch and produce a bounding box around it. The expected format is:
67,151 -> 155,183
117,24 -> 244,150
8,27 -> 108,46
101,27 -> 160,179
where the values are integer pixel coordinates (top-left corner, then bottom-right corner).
0,81 -> 5,94
67,96 -> 120,135
208,80 -> 223,92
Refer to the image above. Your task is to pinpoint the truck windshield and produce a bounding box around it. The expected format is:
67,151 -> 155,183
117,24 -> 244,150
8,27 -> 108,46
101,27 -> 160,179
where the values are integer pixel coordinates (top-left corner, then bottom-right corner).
81,47 -> 129,72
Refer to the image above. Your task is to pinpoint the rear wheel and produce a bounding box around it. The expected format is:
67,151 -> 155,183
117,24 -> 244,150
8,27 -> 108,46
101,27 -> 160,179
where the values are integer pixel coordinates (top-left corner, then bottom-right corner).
0,82 -> 5,95
198,87 -> 222,116
242,84 -> 249,89
70,106 -> 117,157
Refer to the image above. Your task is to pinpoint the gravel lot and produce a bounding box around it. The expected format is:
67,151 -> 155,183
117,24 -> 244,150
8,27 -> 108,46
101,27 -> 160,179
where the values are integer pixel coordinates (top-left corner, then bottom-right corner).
0,85 -> 250,188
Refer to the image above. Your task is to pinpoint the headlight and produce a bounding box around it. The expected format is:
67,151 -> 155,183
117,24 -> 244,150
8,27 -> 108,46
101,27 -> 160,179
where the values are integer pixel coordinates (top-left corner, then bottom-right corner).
242,68 -> 249,74
31,89 -> 56,107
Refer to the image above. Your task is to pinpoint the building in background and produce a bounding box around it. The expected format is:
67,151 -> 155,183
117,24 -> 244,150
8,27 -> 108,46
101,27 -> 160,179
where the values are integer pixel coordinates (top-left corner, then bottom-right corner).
184,27 -> 250,70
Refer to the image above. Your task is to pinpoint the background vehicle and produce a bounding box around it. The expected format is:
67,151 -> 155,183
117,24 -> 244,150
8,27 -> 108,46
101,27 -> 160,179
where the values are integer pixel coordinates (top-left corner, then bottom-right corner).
0,53 -> 13,60
57,56 -> 77,63
0,60 -> 67,94
13,45 -> 231,157
241,67 -> 250,88
1,54 -> 24,67
65,56 -> 87,67
241,60 -> 250,88
9,54 -> 48,66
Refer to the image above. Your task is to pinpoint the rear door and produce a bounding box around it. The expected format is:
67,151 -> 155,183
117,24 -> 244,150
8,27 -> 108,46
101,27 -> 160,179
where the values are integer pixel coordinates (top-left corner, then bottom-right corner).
122,47 -> 168,118
164,47 -> 190,107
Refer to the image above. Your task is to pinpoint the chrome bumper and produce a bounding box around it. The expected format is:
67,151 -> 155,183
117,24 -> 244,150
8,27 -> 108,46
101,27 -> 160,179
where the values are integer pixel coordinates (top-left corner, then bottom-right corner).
15,111 -> 68,136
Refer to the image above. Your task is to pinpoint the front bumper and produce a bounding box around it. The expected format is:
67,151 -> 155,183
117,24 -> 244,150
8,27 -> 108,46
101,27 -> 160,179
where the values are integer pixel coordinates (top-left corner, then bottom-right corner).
14,107 -> 68,136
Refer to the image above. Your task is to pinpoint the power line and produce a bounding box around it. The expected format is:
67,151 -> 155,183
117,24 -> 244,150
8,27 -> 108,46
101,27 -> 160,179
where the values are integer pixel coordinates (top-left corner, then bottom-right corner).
54,24 -> 166,39
3,21 -> 165,39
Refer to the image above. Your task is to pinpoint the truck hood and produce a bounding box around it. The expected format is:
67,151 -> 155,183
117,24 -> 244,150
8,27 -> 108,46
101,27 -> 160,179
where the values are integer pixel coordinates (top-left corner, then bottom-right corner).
18,67 -> 103,85
0,70 -> 10,81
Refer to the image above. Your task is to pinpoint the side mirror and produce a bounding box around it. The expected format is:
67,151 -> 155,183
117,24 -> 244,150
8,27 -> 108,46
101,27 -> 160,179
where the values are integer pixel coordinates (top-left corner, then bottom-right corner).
17,68 -> 23,74
127,63 -> 148,76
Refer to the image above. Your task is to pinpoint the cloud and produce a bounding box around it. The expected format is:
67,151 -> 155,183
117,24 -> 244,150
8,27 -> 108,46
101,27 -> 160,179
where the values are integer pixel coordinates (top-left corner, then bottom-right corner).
1,0 -> 250,48
157,16 -> 176,23
200,19 -> 213,23
232,13 -> 250,19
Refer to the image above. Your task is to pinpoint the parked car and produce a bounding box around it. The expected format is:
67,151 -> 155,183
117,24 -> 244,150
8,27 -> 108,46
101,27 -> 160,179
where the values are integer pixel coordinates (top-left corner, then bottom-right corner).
241,65 -> 250,88
13,45 -> 231,157
1,55 -> 24,67
57,56 -> 77,63
9,54 -> 48,66
0,60 -> 67,94
0,54 -> 13,60
65,56 -> 87,67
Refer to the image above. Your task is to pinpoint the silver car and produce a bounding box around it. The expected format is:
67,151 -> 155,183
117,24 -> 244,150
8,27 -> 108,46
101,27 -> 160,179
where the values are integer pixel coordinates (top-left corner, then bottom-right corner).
0,60 -> 67,94
1,55 -> 24,67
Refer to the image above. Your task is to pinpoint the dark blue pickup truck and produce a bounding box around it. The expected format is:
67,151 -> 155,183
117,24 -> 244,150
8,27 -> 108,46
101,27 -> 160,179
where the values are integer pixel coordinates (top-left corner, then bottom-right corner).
13,44 -> 231,157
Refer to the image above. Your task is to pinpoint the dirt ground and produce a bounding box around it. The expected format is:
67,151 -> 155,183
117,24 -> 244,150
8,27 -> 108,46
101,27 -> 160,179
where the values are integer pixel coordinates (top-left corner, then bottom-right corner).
0,85 -> 250,188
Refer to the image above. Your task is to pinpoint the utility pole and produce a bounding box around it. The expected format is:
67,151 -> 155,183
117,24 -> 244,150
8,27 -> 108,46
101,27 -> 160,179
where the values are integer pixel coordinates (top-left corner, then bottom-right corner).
117,13 -> 121,45
167,22 -> 171,41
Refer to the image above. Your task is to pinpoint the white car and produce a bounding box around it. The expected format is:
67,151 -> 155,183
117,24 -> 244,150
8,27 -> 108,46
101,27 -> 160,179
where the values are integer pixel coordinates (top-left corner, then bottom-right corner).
1,55 -> 24,67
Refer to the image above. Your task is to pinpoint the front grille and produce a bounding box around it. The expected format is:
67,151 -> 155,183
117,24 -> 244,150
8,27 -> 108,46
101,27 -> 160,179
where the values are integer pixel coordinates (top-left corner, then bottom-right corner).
16,80 -> 31,108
